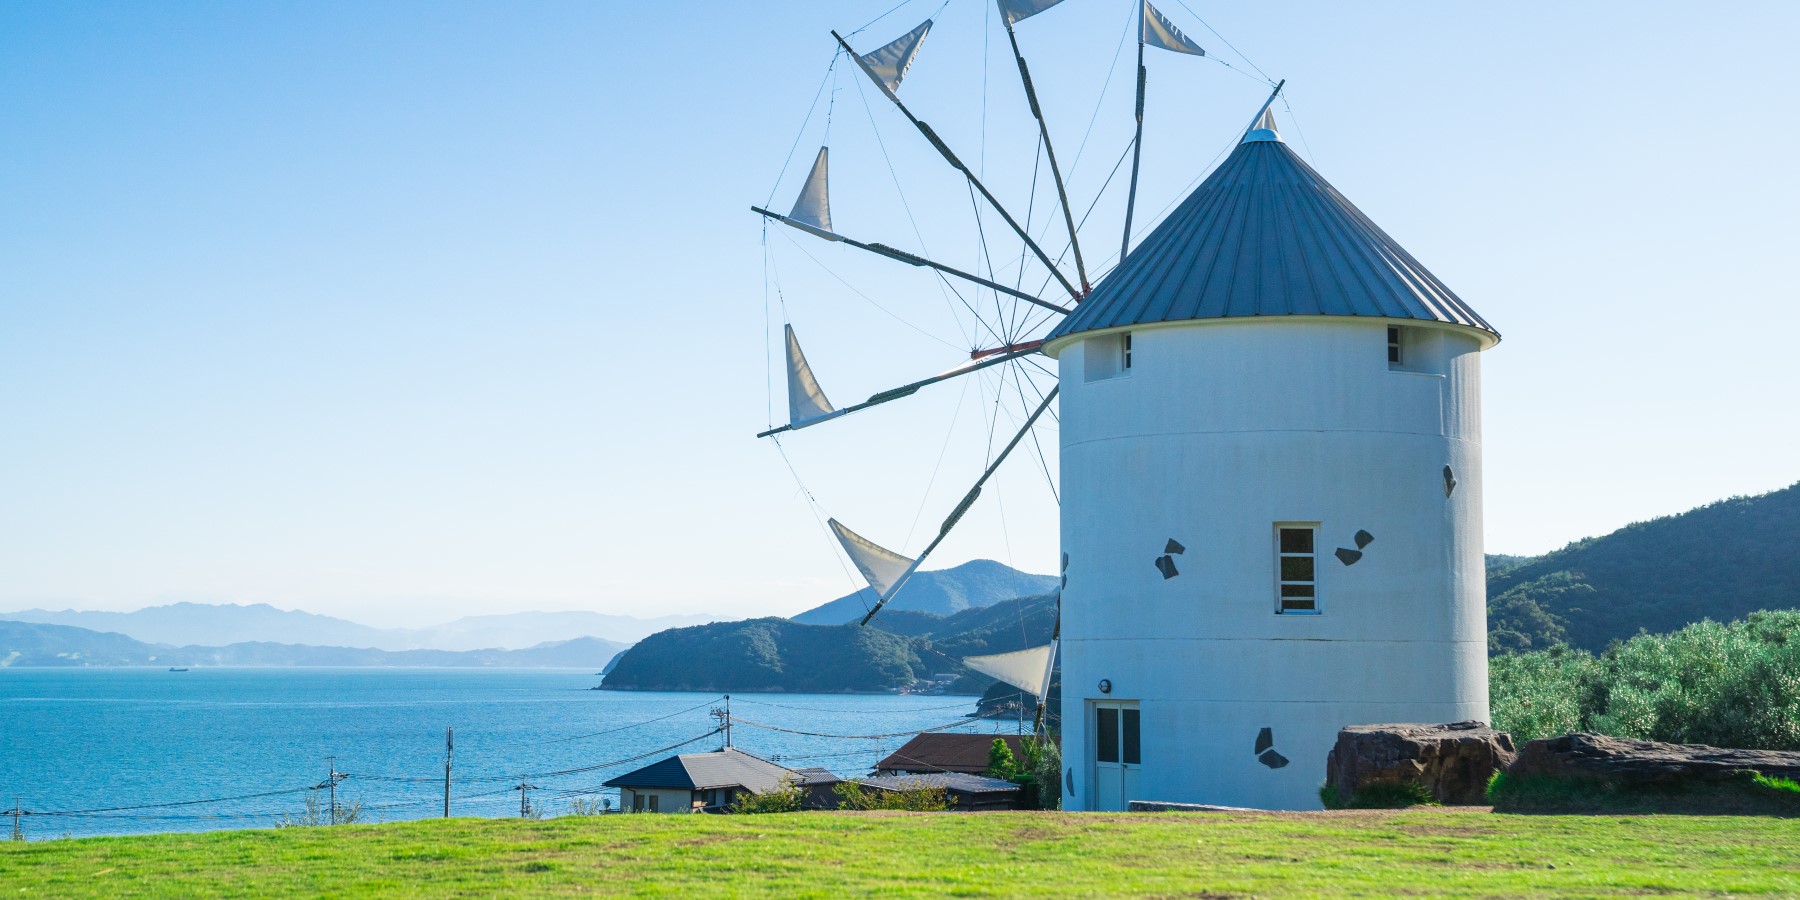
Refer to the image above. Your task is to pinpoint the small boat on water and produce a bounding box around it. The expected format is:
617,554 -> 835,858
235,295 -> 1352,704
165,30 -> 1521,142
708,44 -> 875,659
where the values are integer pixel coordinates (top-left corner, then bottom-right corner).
168,667 -> 189,672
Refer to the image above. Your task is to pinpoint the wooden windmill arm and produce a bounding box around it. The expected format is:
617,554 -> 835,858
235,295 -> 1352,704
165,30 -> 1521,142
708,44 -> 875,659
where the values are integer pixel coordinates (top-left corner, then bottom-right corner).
755,344 -> 1045,439
752,206 -> 1070,316
832,30 -> 1083,304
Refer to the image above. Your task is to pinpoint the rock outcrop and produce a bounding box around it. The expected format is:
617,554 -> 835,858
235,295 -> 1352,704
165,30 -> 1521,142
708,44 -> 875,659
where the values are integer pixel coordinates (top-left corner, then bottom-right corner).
1325,721 -> 1516,805
1508,733 -> 1800,785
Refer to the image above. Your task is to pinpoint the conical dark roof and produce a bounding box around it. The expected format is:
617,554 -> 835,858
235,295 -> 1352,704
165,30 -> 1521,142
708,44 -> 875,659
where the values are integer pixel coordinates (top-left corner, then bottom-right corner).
1048,132 -> 1496,342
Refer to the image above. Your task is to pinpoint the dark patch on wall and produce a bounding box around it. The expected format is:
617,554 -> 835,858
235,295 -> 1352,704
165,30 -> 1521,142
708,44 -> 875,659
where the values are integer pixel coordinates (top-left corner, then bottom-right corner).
1066,767 -> 1075,794
1335,548 -> 1363,566
1257,749 -> 1289,769
1443,465 -> 1457,498
1164,538 -> 1185,555
1354,530 -> 1374,549
1254,727 -> 1273,755
1154,555 -> 1179,579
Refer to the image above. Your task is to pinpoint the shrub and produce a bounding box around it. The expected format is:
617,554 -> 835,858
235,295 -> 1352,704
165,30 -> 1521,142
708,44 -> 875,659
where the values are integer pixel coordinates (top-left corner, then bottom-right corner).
1489,609 -> 1800,750
832,780 -> 951,812
276,792 -> 363,828
1319,781 -> 1435,810
730,778 -> 805,814
986,739 -> 1022,781
1487,770 -> 1800,815
1034,740 -> 1063,810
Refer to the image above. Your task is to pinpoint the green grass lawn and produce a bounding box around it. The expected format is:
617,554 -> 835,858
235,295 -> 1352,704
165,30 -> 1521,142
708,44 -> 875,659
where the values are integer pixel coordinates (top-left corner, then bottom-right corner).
4,809 -> 1797,898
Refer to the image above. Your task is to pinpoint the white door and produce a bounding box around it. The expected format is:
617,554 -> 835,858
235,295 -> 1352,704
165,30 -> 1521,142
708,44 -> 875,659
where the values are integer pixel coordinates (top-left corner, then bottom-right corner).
1091,701 -> 1141,811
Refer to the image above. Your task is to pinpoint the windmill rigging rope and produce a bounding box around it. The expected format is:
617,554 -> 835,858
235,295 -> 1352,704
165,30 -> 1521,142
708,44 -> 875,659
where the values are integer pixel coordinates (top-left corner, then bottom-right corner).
729,714 -> 987,741
1168,0 -> 1277,85
852,53 -> 983,351
765,51 -> 842,208
903,372 -> 975,549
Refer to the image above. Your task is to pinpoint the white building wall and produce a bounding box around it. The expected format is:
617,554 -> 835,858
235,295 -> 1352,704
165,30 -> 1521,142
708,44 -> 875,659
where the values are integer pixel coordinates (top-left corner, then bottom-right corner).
1049,317 -> 1490,810
619,787 -> 697,813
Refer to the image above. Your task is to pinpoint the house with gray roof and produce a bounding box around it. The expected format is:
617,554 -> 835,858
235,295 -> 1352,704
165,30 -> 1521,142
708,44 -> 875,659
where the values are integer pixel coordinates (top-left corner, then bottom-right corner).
858,772 -> 1022,811
602,748 -> 840,813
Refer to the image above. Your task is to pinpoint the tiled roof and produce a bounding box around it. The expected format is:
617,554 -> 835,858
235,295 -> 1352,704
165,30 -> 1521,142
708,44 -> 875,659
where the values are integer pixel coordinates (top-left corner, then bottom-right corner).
860,772 -> 1021,794
874,733 -> 1034,775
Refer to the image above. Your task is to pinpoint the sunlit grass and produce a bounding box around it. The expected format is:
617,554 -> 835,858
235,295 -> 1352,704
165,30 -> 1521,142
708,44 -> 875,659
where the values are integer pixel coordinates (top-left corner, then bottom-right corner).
4,809 -> 1799,897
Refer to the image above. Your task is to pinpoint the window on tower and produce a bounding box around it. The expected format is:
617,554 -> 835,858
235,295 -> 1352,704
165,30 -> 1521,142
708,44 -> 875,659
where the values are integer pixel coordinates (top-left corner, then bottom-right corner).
1083,332 -> 1131,382
1387,326 -> 1403,366
1275,524 -> 1319,614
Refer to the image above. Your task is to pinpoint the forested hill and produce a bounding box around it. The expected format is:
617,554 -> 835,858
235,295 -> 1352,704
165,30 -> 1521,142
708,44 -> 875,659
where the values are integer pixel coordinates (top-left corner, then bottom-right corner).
789,559 -> 1058,625
1489,482 -> 1800,652
599,618 -> 923,693
598,596 -> 1060,694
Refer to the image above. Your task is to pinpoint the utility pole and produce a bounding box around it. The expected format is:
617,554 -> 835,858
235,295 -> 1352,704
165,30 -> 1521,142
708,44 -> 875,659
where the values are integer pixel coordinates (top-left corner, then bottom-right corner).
10,799 -> 21,842
443,727 -> 454,819
710,694 -> 733,750
514,784 -> 537,819
326,756 -> 340,826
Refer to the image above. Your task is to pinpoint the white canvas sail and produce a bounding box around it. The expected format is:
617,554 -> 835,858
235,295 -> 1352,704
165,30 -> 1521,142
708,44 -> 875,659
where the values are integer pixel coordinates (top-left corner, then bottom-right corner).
997,0 -> 1065,26
964,642 -> 1057,699
785,324 -> 836,426
785,146 -> 839,241
828,519 -> 915,599
1141,1 -> 1205,56
854,20 -> 932,99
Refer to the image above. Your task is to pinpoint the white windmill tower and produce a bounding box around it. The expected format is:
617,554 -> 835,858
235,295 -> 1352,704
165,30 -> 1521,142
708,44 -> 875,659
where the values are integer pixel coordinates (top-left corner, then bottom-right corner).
753,2 -> 1496,811
1046,104 -> 1498,811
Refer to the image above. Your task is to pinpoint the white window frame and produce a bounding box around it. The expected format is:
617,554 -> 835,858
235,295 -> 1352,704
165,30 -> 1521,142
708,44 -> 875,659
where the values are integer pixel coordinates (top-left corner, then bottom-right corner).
1275,523 -> 1320,615
1387,325 -> 1404,368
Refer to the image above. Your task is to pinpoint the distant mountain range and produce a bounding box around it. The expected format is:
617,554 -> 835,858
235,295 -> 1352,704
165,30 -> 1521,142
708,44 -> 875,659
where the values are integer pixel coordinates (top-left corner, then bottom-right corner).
0,603 -> 717,651
788,559 -> 1058,625
0,620 -> 627,669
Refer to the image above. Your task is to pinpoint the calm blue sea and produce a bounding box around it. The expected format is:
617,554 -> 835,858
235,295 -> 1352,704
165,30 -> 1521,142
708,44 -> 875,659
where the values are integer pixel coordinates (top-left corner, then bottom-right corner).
0,668 -> 1020,839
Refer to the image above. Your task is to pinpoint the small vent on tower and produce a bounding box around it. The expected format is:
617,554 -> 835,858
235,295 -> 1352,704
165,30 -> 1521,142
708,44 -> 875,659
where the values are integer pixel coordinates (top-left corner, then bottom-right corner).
1253,728 -> 1289,768
1154,555 -> 1179,579
1443,466 -> 1458,497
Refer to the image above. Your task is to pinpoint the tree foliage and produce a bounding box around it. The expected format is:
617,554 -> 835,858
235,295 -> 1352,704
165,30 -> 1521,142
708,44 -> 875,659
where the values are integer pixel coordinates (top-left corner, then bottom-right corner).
1491,609 -> 1800,750
730,778 -> 806,814
832,780 -> 952,812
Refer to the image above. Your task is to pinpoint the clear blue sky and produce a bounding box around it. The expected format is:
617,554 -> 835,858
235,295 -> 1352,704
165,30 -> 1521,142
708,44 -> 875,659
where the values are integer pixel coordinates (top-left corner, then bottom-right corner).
3,1 -> 1795,626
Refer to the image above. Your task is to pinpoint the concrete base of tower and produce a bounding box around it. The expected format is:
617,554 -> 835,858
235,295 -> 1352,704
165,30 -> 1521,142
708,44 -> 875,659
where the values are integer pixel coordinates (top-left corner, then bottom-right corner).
1062,697 -> 1491,811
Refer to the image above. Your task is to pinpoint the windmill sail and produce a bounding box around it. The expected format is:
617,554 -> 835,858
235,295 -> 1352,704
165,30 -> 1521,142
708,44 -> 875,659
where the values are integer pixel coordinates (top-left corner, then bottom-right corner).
853,20 -> 932,100
997,0 -> 1065,26
784,147 -> 839,241
1142,1 -> 1205,56
963,641 -> 1057,699
785,324 -> 837,426
828,519 -> 915,599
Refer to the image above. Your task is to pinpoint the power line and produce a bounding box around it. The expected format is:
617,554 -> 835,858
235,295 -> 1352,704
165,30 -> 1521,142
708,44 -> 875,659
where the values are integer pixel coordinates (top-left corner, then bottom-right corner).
542,696 -> 723,745
730,713 -> 987,741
